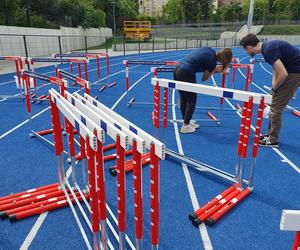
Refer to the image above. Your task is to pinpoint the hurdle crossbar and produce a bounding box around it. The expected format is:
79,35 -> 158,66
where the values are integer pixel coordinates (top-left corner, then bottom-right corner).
83,93 -> 165,160
58,69 -> 91,95
151,78 -> 271,105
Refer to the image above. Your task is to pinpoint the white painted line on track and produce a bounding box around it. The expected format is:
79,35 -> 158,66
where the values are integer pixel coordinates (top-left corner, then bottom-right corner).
171,89 -> 213,250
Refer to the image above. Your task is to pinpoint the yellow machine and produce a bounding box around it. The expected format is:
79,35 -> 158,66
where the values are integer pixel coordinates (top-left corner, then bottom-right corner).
123,21 -> 152,41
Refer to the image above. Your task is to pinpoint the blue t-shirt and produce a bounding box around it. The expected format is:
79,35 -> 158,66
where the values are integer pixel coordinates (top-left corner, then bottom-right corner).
262,40 -> 300,73
179,47 -> 217,74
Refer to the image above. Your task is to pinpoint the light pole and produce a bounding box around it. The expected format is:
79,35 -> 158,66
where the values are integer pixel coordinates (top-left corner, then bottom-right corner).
112,0 -> 116,50
247,0 -> 255,33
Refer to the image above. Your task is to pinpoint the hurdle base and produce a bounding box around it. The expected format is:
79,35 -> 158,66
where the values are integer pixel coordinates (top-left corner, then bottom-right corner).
0,212 -> 8,219
166,149 -> 249,185
127,97 -> 136,107
9,214 -> 17,222
109,168 -> 117,176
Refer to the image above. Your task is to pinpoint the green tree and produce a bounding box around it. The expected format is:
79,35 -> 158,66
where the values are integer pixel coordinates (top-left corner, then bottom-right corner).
288,0 -> 300,20
161,0 -> 185,24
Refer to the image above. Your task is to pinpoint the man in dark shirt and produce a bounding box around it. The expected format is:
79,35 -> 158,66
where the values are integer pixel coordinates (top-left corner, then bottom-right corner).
240,34 -> 300,147
174,47 -> 233,133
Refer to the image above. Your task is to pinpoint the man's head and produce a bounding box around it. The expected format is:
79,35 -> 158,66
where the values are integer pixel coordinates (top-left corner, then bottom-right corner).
216,48 -> 233,71
240,34 -> 261,57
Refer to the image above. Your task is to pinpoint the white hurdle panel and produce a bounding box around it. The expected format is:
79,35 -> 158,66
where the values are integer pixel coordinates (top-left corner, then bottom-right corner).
151,78 -> 272,105
280,210 -> 300,250
82,93 -> 165,160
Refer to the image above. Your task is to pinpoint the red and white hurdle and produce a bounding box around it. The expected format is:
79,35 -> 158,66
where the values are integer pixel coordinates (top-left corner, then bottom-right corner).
54,52 -> 110,80
151,77 -> 270,226
0,56 -> 26,100
123,59 -> 177,105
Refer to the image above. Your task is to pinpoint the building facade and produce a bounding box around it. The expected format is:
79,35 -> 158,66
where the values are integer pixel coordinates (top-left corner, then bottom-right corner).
139,0 -> 168,16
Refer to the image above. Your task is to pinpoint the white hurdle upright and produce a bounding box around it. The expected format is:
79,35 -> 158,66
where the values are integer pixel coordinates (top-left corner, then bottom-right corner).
49,88 -> 165,250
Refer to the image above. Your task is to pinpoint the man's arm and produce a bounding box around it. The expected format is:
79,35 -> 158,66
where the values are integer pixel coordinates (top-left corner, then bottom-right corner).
202,65 -> 223,81
272,59 -> 288,90
202,70 -> 212,81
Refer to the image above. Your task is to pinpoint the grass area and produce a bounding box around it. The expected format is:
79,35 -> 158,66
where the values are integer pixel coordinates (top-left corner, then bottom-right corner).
259,25 -> 300,35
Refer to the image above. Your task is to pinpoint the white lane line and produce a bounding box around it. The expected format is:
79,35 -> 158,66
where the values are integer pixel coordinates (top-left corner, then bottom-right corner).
19,167 -> 73,250
0,107 -> 49,140
171,89 -> 212,250
18,51 -> 188,249
211,74 -> 300,174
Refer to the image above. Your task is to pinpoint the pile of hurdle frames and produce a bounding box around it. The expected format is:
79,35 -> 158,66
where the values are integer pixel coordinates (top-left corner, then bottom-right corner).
1,76 -> 166,249
0,51 -> 114,102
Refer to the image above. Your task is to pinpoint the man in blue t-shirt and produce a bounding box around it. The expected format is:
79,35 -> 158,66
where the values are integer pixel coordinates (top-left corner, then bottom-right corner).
241,34 -> 300,147
174,47 -> 233,133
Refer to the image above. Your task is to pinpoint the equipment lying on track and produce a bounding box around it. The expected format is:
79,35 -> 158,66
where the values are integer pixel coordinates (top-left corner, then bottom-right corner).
280,210 -> 300,250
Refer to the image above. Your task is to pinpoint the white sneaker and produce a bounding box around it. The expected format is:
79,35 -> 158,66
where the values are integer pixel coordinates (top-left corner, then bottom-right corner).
189,120 -> 199,129
180,125 -> 196,133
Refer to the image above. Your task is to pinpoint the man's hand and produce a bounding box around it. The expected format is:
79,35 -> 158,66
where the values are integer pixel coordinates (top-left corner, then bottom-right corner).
272,59 -> 288,90
214,65 -> 223,73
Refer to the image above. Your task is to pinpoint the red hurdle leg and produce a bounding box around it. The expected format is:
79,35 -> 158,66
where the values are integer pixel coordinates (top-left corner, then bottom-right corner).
293,231 -> 300,250
238,97 -> 253,189
132,140 -> 143,248
86,135 -> 100,249
249,97 -> 264,187
94,133 -> 107,249
78,63 -> 82,78
50,99 -> 65,184
106,53 -> 110,75
97,56 -> 100,79
163,88 -> 168,129
116,135 -> 126,250
84,61 -> 88,81
79,135 -> 88,189
150,144 -> 160,249
66,119 -> 76,185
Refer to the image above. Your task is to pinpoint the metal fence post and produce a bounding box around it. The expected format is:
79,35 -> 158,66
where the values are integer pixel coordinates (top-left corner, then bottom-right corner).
138,38 -> 141,54
152,37 -> 155,53
186,36 -> 188,49
123,36 -> 126,55
105,37 -> 108,53
84,36 -> 88,52
58,36 -> 62,54
165,37 -> 167,52
176,37 -> 178,50
23,35 -> 28,57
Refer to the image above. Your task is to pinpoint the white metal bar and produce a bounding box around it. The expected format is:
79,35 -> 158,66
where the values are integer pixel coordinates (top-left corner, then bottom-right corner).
49,89 -> 97,150
71,92 -> 144,153
82,93 -> 166,160
151,78 -> 272,105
